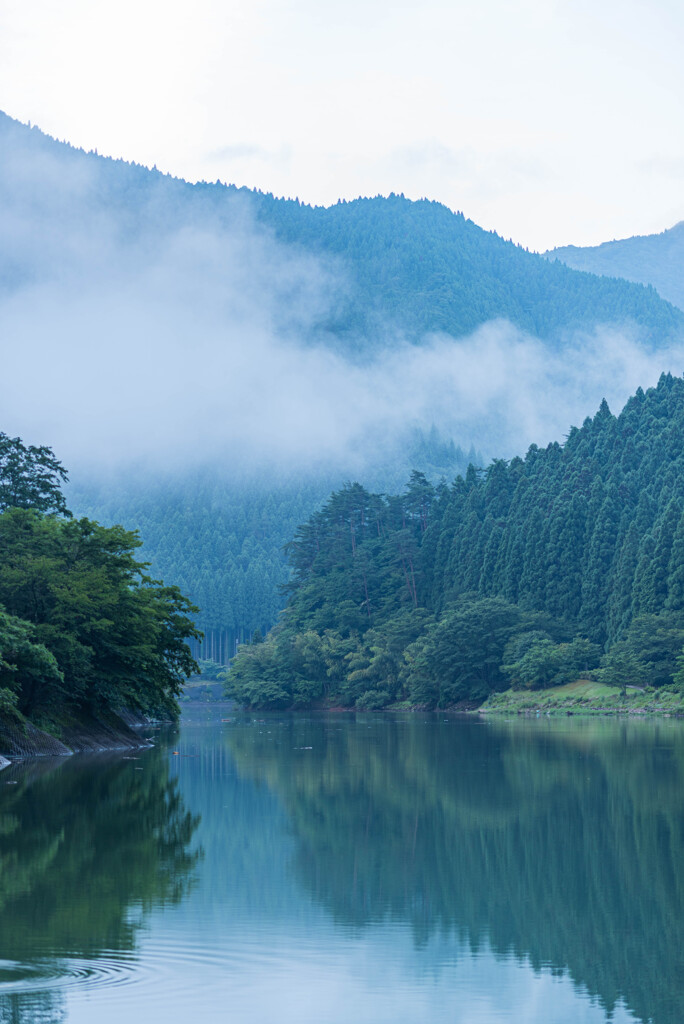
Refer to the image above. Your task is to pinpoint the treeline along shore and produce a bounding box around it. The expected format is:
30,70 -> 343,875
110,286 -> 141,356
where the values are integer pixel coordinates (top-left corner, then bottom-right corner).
5,374 -> 684,737
227,374 -> 684,712
0,434 -> 200,757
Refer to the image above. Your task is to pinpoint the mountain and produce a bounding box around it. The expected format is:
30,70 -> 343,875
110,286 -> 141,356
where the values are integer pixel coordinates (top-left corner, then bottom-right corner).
3,109 -> 684,659
2,110 -> 683,349
546,221 -> 684,313
249,194 -> 684,349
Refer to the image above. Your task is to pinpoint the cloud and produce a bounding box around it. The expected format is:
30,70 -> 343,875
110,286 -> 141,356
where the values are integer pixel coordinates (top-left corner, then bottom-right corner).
1,132 -> 683,485
206,143 -> 292,169
384,141 -> 553,199
636,156 -> 684,181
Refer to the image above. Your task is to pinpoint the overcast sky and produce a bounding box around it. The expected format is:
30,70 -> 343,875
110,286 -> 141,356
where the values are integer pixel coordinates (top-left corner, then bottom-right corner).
1,0 -> 683,251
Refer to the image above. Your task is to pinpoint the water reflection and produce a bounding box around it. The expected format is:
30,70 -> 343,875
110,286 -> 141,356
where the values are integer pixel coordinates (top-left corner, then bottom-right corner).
226,714 -> 684,1024
0,745 -> 200,1023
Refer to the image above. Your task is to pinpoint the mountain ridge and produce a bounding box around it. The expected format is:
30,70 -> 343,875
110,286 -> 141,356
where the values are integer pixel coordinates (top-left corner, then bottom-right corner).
546,220 -> 684,313
4,109 -> 684,654
3,109 -> 683,351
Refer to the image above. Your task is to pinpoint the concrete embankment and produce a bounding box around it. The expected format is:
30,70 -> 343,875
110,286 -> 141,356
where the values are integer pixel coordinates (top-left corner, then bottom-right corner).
0,711 -> 158,759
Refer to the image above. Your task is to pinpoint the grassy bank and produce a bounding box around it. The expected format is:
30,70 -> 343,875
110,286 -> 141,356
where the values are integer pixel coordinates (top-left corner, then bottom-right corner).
479,680 -> 684,716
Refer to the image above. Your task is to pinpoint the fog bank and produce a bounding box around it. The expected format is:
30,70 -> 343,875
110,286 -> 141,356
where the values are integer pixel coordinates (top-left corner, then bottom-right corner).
1,134 -> 682,479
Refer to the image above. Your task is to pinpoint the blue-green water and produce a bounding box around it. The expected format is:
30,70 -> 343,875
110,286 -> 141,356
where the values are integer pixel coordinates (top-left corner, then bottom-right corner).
1,707 -> 683,1023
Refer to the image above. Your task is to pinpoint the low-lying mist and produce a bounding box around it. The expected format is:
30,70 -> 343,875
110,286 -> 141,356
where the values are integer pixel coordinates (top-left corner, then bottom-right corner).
2,132 -> 683,485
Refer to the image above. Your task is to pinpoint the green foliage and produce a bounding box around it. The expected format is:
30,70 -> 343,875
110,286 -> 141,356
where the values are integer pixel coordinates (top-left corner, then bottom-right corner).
0,432 -> 70,516
0,606 -> 63,712
549,220 -> 684,314
68,432 -> 474,659
355,689 -> 391,709
228,375 -> 684,708
196,658 -> 225,681
9,107 -> 684,652
0,504 -> 200,721
0,687 -> 19,717
601,612 -> 684,691
502,633 -> 602,690
6,113 -> 684,671
404,596 -> 537,705
248,190 -> 684,350
227,635 -> 289,709
4,110 -> 680,348
68,472 -> 330,652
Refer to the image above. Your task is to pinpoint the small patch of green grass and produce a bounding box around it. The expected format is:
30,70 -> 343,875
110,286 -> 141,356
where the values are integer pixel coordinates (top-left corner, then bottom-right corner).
481,679 -> 684,716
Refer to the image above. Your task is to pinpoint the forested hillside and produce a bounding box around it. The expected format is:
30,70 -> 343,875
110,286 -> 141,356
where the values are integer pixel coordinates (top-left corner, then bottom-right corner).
68,475 -> 326,663
229,374 -> 684,707
5,109 -> 684,653
68,433 -> 480,658
249,192 -> 684,348
548,221 -> 684,313
2,111 -> 682,351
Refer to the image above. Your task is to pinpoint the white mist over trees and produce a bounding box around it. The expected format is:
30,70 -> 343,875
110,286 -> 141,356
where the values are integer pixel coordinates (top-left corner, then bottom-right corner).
3,111 -> 684,651
2,111 -> 684,475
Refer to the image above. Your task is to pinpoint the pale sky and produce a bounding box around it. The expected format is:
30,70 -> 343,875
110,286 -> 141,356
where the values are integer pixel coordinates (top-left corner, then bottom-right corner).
1,0 -> 684,251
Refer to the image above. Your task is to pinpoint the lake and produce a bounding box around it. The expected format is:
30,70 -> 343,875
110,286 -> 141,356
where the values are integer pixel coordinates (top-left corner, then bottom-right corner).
1,707 -> 682,1024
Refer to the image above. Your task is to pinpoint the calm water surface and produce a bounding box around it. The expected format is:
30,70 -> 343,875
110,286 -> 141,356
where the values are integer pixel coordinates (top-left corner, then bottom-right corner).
1,707 -> 682,1024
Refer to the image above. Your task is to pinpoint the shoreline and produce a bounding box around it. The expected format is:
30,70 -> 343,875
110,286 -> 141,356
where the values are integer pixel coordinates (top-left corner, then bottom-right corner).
219,681 -> 684,718
0,708 -> 165,760
474,679 -> 684,717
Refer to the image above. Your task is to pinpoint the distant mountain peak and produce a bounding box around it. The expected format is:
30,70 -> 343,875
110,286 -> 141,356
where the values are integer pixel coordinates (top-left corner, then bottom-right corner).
547,218 -> 684,311
2,108 -> 683,348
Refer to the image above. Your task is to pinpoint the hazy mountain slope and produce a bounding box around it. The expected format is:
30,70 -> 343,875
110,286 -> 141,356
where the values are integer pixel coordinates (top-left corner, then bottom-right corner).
66,433 -> 480,655
546,221 -> 684,313
3,108 -> 684,658
248,192 -> 684,349
2,110 -> 683,350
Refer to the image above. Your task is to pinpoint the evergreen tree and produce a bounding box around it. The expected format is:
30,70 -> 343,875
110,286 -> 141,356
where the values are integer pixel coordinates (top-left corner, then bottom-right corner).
227,376 -> 684,708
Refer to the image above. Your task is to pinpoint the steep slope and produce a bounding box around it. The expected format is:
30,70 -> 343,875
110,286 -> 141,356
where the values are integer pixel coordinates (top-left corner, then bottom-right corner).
4,108 -> 684,657
249,192 -> 684,348
2,109 -> 683,350
547,221 -> 684,313
229,374 -> 684,708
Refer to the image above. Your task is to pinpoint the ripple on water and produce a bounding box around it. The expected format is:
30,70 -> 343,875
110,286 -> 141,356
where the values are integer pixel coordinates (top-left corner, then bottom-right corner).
0,939 -> 286,1002
0,955 -> 142,996
0,937 -> 344,1009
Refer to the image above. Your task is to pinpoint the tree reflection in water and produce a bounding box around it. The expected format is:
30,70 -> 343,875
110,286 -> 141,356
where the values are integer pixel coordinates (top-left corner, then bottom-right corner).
227,714 -> 684,1024
0,746 -> 201,1024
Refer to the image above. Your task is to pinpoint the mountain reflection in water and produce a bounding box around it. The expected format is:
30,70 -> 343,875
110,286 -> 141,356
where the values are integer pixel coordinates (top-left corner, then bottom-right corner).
2,711 -> 683,1024
226,714 -> 684,1024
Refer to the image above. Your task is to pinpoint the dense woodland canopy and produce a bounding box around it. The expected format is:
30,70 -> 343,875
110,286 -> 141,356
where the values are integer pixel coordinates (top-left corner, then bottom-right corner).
5,111 -> 684,645
248,190 -> 684,349
0,434 -> 199,724
2,111 -> 682,352
68,431 -> 479,660
228,374 -> 684,707
549,220 -> 684,313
